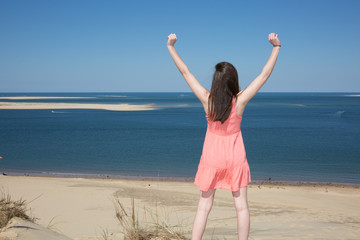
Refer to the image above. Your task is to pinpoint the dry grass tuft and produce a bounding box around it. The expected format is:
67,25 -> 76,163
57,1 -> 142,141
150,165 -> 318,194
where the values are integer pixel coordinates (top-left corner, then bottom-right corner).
0,190 -> 38,228
113,196 -> 190,240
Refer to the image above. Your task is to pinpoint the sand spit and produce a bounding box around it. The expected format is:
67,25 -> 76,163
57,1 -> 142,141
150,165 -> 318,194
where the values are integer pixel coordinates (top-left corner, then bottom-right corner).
345,94 -> 360,97
0,96 -> 96,100
0,102 -> 156,111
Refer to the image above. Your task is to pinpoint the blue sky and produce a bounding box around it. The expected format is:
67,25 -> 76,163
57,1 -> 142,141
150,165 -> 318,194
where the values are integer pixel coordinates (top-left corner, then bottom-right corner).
0,0 -> 359,92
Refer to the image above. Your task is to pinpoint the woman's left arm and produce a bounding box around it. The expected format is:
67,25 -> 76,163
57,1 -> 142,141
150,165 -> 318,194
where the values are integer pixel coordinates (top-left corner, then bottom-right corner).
167,33 -> 209,105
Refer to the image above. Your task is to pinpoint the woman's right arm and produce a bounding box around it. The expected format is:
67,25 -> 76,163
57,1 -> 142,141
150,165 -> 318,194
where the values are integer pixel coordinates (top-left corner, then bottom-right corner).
238,33 -> 281,105
167,33 -> 209,107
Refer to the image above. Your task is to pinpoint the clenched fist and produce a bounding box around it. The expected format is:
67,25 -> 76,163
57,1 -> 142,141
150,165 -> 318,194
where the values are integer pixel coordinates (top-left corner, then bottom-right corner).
167,33 -> 177,47
268,33 -> 281,47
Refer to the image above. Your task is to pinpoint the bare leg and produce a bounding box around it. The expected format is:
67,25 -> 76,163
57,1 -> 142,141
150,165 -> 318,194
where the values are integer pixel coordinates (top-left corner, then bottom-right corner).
191,189 -> 216,240
232,186 -> 250,240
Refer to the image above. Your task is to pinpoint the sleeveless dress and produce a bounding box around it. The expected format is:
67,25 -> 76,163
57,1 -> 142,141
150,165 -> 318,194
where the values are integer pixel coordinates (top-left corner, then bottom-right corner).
194,96 -> 251,192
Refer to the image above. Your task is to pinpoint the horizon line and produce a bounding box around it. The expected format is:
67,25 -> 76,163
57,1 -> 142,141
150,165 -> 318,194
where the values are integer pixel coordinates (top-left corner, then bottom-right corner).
0,91 -> 360,94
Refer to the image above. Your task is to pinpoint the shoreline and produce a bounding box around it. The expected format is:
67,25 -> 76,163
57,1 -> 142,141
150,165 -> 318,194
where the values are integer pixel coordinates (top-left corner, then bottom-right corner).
2,170 -> 359,188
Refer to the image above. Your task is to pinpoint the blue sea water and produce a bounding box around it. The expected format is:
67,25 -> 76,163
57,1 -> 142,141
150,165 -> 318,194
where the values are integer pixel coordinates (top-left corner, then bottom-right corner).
0,92 -> 359,185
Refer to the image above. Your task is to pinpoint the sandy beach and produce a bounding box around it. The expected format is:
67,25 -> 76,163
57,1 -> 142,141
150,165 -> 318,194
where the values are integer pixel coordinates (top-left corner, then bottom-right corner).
0,175 -> 359,240
0,102 -> 156,111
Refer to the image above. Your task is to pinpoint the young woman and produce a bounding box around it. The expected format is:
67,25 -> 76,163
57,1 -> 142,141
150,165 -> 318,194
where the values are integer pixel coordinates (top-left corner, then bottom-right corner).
167,33 -> 281,240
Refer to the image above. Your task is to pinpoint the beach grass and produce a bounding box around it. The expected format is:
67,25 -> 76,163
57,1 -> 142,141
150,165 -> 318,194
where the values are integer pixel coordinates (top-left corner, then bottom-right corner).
0,189 -> 38,228
113,196 -> 190,240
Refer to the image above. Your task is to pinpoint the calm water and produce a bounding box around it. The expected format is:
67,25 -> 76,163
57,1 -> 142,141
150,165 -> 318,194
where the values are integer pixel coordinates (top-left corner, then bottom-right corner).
0,92 -> 359,185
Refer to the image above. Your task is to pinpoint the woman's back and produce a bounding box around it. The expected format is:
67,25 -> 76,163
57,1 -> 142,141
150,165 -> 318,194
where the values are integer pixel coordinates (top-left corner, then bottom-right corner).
194,96 -> 251,192
206,97 -> 242,136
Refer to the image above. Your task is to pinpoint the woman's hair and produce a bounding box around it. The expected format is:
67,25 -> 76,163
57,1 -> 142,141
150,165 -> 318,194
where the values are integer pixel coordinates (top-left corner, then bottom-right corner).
208,62 -> 240,123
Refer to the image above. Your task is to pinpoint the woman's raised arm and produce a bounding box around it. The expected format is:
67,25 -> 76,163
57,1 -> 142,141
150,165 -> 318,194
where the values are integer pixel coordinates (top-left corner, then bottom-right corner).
238,33 -> 281,105
167,33 -> 209,105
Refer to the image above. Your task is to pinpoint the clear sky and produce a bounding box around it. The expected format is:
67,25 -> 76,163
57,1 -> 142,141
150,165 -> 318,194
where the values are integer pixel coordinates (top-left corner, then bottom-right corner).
1,0 -> 359,92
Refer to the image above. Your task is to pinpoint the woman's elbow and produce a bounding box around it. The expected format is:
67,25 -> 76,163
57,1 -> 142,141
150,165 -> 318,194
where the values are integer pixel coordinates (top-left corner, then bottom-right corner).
259,72 -> 271,82
181,68 -> 191,77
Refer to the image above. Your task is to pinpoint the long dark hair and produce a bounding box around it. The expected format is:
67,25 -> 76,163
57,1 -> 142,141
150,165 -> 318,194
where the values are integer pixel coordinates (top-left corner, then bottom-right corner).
208,62 -> 240,123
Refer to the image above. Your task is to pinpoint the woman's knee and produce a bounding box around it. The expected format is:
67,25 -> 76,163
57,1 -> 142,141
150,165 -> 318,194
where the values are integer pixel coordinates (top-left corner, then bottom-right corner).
201,189 -> 216,198
232,187 -> 248,211
198,189 -> 216,212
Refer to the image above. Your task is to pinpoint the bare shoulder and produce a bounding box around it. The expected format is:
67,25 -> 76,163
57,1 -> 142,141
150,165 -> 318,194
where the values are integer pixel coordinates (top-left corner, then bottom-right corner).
236,88 -> 248,117
201,91 -> 211,115
236,87 -> 248,104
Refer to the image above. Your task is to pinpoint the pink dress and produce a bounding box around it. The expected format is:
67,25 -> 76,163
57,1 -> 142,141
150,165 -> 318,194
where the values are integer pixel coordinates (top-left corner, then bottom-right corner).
194,96 -> 251,192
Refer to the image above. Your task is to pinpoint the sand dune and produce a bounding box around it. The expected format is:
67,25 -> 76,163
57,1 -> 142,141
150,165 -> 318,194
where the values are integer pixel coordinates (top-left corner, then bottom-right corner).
0,217 -> 72,240
0,102 -> 156,111
1,175 -> 359,240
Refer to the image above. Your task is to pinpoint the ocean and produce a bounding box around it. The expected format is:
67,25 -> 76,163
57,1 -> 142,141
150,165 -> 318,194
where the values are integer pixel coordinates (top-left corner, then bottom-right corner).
0,92 -> 359,185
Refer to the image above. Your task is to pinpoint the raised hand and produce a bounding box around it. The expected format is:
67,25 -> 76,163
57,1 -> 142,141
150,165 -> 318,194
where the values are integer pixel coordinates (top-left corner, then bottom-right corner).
167,33 -> 177,47
268,33 -> 281,47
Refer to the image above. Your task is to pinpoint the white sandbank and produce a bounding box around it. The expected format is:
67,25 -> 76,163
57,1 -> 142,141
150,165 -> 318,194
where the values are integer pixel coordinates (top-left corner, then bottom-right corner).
0,97 -> 96,100
0,102 -> 155,111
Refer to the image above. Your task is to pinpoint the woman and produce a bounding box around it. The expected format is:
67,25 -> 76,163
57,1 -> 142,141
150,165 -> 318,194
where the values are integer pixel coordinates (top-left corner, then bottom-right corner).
167,33 -> 281,240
